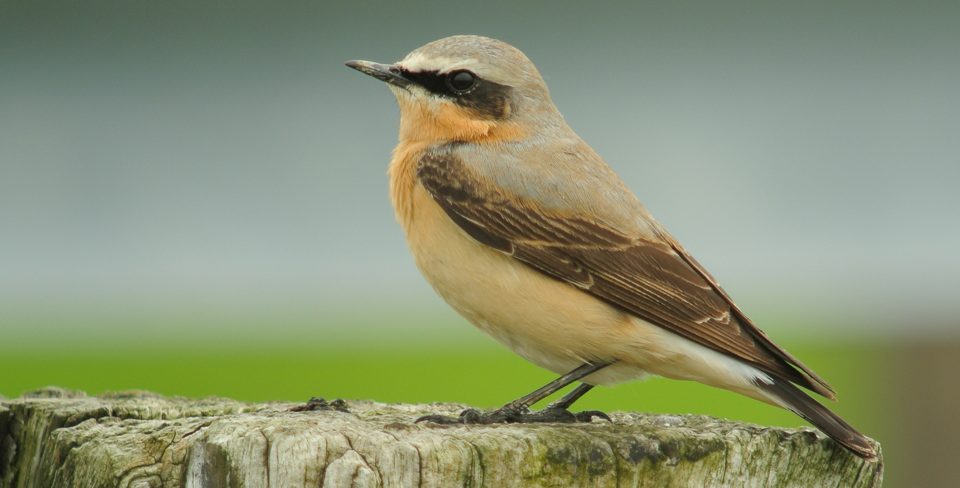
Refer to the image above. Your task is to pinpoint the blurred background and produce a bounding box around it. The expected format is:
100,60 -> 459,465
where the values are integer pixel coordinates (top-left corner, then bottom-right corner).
1,1 -> 958,485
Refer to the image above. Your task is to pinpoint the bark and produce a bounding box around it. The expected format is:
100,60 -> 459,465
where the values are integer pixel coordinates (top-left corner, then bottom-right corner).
0,387 -> 882,487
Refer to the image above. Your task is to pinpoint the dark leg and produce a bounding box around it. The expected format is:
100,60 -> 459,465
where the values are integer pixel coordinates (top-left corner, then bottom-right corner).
547,383 -> 594,410
501,361 -> 610,411
417,361 -> 613,424
544,383 -> 611,422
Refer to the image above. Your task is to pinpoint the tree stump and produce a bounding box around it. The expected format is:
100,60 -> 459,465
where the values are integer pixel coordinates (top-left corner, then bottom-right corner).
0,388 -> 882,487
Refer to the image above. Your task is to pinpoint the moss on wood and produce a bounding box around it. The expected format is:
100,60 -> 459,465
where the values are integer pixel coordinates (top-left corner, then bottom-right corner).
0,388 -> 882,487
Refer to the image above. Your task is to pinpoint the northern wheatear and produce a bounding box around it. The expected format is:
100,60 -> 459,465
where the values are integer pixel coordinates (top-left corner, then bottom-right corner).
346,35 -> 876,460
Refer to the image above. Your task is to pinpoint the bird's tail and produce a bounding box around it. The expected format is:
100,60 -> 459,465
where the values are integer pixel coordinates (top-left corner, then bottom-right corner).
755,377 -> 878,461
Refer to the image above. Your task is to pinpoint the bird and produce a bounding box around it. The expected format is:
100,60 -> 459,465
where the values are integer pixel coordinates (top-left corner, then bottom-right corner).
345,35 -> 877,461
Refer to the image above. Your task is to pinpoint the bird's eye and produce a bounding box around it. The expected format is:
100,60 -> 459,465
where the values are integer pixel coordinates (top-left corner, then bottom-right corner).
445,70 -> 477,94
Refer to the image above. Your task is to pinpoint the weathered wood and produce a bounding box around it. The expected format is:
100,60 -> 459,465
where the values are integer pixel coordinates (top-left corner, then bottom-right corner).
0,387 -> 882,487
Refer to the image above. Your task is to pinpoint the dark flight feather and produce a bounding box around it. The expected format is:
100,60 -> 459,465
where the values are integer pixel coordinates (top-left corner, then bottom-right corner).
754,377 -> 877,460
417,152 -> 837,399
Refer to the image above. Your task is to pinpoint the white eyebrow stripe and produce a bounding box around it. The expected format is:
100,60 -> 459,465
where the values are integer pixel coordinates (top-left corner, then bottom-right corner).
401,52 -> 478,74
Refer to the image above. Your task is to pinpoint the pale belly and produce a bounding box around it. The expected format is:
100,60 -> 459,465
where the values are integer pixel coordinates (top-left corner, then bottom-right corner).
397,183 -> 777,402
401,184 -> 660,385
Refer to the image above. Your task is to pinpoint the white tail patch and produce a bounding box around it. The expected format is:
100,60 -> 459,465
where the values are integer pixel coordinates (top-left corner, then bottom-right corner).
630,316 -> 778,401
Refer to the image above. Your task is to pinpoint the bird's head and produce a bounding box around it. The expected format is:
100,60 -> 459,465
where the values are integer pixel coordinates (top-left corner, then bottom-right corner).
347,35 -> 560,143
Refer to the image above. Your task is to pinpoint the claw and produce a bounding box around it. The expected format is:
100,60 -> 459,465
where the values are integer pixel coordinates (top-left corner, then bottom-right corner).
522,406 -> 578,423
574,410 -> 612,422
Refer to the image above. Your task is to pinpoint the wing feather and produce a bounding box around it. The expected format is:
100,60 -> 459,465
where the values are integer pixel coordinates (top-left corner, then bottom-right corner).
417,152 -> 836,398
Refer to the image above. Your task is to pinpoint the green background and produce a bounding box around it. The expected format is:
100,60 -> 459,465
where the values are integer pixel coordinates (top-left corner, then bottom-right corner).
3,1 -> 959,486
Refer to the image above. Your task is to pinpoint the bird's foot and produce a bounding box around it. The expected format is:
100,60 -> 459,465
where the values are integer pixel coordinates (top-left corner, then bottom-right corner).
415,405 -> 523,424
519,406 -> 611,423
416,405 -> 610,424
289,397 -> 349,413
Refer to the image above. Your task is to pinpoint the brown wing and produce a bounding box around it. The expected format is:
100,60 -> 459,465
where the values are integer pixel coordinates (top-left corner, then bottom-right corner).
418,152 -> 836,399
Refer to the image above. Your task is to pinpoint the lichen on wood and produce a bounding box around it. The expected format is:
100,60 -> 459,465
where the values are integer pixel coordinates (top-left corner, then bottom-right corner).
0,387 -> 882,487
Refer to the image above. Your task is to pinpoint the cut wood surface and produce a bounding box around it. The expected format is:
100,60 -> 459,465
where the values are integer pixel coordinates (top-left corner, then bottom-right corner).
0,388 -> 882,487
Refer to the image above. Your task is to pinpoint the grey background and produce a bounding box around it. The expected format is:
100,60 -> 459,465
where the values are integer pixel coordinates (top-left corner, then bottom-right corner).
2,0 -> 958,336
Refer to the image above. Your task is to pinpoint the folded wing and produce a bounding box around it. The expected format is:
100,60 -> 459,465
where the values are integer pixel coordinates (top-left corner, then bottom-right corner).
417,151 -> 835,398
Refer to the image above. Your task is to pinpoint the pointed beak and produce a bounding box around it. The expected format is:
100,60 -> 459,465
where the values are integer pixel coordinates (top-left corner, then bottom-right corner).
345,60 -> 411,88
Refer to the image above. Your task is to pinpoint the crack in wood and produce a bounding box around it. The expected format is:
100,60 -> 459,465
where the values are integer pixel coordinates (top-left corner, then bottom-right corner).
0,389 -> 882,487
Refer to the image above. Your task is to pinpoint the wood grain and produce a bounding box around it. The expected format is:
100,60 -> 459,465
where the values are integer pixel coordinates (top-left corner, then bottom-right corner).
0,388 -> 882,487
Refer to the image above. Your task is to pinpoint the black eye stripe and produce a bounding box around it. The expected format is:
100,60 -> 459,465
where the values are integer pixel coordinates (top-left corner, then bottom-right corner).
399,68 -> 514,120
401,70 -> 481,97
399,69 -> 469,96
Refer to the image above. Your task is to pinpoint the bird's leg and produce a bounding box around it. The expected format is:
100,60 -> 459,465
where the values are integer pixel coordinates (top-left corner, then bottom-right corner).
539,383 -> 611,422
547,383 -> 594,409
416,361 -> 613,424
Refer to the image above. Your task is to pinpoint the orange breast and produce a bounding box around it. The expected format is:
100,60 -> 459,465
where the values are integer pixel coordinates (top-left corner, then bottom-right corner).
388,98 -> 525,232
388,140 -> 429,231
